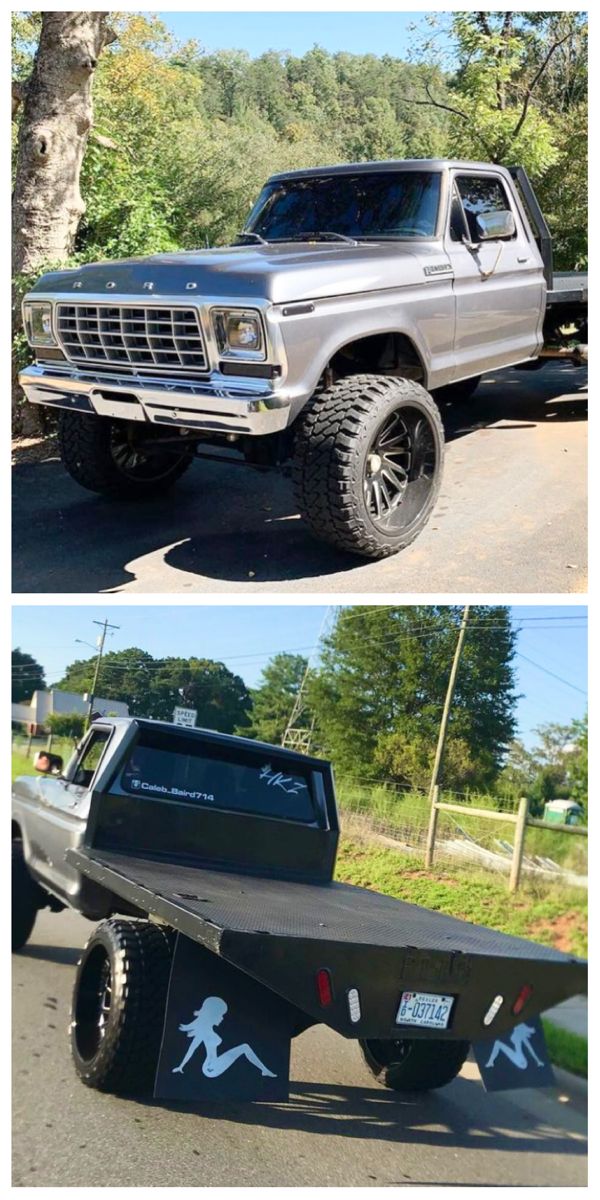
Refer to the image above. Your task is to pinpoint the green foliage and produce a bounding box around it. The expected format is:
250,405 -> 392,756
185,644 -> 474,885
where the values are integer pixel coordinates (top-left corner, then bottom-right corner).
46,711 -> 86,741
56,646 -> 252,734
542,1020 -> 587,1078
12,648 -> 45,703
244,653 -> 309,744
500,714 -> 588,816
308,606 -> 517,792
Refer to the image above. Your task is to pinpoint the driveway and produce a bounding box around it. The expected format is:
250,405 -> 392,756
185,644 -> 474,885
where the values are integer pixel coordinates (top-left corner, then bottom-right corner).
13,908 -> 587,1187
12,362 -> 587,594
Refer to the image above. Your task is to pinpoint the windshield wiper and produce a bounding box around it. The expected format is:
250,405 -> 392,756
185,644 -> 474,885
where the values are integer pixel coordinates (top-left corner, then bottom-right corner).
235,231 -> 268,245
276,231 -> 360,246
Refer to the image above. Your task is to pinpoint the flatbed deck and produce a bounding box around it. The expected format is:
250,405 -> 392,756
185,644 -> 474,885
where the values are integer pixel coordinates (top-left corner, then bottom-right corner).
69,847 -> 586,1040
547,271 -> 588,305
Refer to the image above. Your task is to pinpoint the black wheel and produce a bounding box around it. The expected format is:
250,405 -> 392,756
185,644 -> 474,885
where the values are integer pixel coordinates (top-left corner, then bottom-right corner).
359,1037 -> 470,1092
292,374 -> 444,559
58,411 -> 194,499
12,841 -> 46,951
70,918 -> 174,1093
433,375 -> 481,403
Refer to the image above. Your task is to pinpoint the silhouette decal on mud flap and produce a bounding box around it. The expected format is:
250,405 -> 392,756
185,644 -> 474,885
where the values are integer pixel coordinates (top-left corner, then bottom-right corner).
473,1017 -> 555,1091
154,934 -> 292,1102
172,996 -> 277,1079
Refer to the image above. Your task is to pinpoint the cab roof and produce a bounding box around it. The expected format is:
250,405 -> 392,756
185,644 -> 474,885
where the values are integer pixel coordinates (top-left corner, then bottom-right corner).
268,158 -> 513,183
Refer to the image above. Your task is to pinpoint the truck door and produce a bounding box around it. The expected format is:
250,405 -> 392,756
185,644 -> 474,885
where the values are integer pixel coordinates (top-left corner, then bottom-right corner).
29,728 -> 112,902
445,170 -> 545,379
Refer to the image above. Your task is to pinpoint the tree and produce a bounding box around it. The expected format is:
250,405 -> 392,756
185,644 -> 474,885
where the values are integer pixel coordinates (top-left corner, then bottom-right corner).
46,711 -> 86,742
404,12 -> 586,177
245,653 -> 309,744
12,11 -> 117,274
499,714 -> 588,814
12,648 -> 45,702
308,606 -> 518,790
56,648 -> 252,734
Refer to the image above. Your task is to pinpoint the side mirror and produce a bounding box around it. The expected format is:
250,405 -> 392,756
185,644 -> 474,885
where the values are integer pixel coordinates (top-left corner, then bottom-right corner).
34,751 -> 64,775
475,210 -> 516,240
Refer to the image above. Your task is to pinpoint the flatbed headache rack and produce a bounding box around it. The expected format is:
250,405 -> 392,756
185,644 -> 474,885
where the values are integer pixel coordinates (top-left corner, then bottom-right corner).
68,844 -> 587,1044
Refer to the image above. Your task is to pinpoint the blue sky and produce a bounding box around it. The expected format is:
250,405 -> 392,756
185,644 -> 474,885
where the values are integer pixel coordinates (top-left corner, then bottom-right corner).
157,10 -> 424,58
12,605 -> 587,750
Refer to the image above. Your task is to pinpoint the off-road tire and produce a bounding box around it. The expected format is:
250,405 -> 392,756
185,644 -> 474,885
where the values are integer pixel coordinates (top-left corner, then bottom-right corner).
434,375 -> 481,403
70,918 -> 174,1094
292,374 -> 444,559
58,411 -> 193,499
12,840 -> 46,951
359,1036 -> 470,1092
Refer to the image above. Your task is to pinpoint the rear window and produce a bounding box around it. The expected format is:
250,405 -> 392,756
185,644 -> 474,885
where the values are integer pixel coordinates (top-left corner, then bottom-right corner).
114,734 -> 318,824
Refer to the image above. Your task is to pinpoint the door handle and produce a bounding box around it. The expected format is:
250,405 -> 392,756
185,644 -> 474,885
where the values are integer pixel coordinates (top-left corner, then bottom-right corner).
517,256 -> 530,263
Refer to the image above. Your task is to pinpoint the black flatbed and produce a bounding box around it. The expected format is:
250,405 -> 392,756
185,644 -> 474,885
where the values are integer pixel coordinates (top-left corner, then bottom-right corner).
69,847 -> 586,1040
69,847 -> 576,961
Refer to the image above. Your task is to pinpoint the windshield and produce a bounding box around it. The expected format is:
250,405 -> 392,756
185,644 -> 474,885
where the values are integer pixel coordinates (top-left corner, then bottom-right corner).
244,170 -> 441,242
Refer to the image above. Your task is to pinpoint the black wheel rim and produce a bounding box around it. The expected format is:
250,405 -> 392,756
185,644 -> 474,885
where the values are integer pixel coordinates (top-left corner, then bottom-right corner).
363,405 -> 437,532
73,945 -> 113,1061
365,1038 -> 413,1067
110,428 -> 188,483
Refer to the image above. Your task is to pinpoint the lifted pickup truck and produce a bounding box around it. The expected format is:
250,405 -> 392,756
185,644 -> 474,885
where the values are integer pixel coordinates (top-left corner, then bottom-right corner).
12,718 -> 586,1102
20,159 -> 587,560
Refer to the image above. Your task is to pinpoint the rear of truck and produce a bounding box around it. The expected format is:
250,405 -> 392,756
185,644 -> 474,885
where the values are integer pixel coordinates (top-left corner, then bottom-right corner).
57,718 -> 586,1099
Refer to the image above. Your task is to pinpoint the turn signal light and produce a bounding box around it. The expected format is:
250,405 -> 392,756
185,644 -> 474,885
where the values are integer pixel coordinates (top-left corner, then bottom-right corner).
512,984 -> 534,1016
316,968 -> 333,1007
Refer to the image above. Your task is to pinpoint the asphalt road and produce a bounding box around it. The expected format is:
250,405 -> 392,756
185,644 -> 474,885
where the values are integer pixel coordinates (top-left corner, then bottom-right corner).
13,908 -> 587,1187
12,363 -> 586,595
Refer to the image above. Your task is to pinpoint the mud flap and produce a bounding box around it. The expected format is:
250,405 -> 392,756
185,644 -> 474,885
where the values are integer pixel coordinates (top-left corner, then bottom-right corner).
154,934 -> 292,1102
473,1017 -> 555,1091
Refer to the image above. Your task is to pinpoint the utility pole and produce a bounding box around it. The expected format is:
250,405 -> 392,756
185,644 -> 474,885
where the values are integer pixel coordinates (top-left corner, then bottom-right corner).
85,618 -> 120,727
282,606 -> 332,753
425,605 -> 470,868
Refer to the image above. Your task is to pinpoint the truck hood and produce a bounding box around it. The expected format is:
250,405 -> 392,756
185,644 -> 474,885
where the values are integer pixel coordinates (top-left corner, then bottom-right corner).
31,241 -> 449,305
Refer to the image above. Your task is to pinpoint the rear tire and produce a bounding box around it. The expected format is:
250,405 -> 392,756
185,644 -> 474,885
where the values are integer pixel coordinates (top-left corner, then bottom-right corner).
433,375 -> 481,403
292,374 -> 444,559
70,918 -> 174,1094
12,841 -> 46,951
58,411 -> 194,499
359,1036 -> 470,1092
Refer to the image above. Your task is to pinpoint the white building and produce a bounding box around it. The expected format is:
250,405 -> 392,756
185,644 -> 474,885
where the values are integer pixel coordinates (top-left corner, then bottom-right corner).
12,688 -> 129,733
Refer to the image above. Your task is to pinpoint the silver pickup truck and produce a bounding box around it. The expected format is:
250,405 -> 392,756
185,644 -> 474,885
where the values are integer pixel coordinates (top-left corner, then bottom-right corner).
20,159 -> 587,559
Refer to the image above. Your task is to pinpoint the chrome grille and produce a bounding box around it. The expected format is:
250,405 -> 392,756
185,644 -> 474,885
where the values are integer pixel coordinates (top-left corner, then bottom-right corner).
56,304 -> 208,374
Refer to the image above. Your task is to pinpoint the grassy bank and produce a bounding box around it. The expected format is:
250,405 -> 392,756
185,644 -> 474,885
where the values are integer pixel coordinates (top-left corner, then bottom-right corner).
335,838 -> 587,957
542,1021 -> 587,1078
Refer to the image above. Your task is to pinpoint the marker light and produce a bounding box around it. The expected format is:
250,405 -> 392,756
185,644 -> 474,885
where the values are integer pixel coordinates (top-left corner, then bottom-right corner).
316,968 -> 333,1007
512,984 -> 534,1016
347,988 -> 361,1023
483,995 -> 504,1026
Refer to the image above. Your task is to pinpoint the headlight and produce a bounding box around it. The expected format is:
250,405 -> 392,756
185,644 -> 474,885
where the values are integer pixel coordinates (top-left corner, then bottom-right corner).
23,301 -> 56,347
211,308 -> 265,360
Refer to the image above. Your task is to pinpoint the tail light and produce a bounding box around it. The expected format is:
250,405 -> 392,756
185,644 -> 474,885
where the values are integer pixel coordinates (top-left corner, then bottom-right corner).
316,968 -> 333,1007
512,984 -> 534,1016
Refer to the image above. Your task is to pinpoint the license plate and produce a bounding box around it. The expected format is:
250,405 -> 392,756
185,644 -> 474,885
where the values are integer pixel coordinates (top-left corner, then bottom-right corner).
396,990 -> 454,1029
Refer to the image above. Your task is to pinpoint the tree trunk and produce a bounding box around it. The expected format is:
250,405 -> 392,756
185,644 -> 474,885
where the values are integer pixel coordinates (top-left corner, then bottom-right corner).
12,12 -> 115,434
12,11 -> 115,274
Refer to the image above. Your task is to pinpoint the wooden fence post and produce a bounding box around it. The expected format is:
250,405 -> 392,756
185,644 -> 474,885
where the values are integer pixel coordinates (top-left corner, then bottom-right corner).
509,796 -> 529,894
425,784 -> 440,868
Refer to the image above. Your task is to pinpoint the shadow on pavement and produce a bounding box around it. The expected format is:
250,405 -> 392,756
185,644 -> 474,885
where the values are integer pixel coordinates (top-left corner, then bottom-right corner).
12,364 -> 587,593
125,1074 -> 586,1161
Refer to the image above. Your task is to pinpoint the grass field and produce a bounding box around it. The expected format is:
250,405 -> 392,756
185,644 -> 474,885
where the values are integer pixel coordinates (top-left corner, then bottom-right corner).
542,1020 -> 588,1078
335,838 -> 588,958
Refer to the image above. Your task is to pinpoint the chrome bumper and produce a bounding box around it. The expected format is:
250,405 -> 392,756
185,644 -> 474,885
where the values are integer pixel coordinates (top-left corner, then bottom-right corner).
19,363 -> 292,436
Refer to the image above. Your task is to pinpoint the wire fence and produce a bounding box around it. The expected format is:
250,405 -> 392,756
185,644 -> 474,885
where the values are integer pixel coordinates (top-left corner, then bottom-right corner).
336,780 -> 588,890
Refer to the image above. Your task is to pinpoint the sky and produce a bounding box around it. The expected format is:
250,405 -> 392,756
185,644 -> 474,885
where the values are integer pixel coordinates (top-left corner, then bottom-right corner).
156,10 -> 427,59
12,604 -> 587,750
